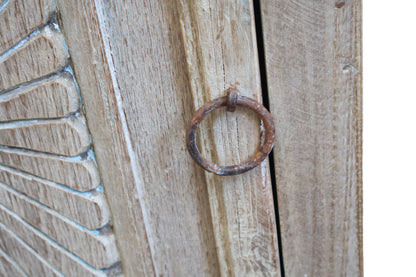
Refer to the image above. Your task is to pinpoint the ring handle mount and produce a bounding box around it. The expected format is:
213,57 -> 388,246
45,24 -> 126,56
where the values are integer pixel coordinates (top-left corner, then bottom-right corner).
186,88 -> 275,176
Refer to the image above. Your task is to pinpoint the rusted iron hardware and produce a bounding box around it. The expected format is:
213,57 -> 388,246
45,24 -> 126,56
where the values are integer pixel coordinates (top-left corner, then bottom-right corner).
186,88 -> 275,176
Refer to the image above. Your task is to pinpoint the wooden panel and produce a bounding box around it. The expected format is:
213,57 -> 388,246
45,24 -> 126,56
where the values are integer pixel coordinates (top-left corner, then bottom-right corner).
0,182 -> 119,269
0,204 -> 112,277
260,0 -> 362,276
0,222 -> 63,277
58,0 -> 280,275
56,1 -> 158,275
0,0 -> 54,54
0,147 -> 100,191
0,248 -> 27,277
0,116 -> 90,156
0,25 -> 67,91
0,164 -> 109,229
0,71 -> 79,122
178,0 -> 280,275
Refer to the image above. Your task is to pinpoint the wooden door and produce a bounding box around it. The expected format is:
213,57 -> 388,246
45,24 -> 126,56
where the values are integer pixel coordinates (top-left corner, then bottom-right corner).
0,0 -> 362,276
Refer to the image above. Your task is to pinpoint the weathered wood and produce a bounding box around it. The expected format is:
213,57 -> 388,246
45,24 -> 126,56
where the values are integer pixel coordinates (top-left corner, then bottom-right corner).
0,182 -> 119,269
58,1 -> 280,276
0,25 -> 67,91
0,204 -> 109,277
260,0 -> 362,276
0,115 -> 90,156
0,146 -> 100,191
0,0 -> 54,54
0,222 -> 63,277
0,1 -> 120,274
178,0 -> 280,275
0,248 -> 27,277
0,71 -> 79,122
0,164 -> 109,229
56,1 -> 157,275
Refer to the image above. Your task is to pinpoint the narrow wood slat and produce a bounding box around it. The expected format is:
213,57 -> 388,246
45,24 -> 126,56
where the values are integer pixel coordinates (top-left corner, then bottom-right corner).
0,115 -> 90,156
0,248 -> 28,277
178,0 -> 280,275
0,147 -> 100,192
0,222 -> 63,277
260,0 -> 362,276
0,204 -> 109,277
0,182 -> 120,269
0,71 -> 79,122
0,164 -> 109,229
0,25 -> 67,91
0,0 -> 54,54
57,1 -> 171,275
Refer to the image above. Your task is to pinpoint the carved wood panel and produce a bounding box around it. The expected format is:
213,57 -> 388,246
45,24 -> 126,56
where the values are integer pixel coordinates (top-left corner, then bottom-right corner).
0,0 -> 121,275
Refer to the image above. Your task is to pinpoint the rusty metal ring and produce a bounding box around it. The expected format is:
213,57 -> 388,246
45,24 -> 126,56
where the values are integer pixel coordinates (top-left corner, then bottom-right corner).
186,89 -> 275,176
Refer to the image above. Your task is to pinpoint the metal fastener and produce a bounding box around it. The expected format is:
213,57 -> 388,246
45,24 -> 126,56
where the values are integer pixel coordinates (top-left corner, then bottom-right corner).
186,88 -> 275,176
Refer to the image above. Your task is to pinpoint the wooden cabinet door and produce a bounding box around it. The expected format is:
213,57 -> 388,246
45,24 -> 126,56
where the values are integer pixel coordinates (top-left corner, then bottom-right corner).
0,0 -> 361,276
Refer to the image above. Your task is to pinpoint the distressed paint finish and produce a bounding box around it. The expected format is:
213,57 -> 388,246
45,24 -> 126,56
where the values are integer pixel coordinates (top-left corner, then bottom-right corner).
0,249 -> 27,277
0,205 -> 110,277
0,222 -> 63,277
0,164 -> 110,229
0,72 -> 79,121
0,0 -> 362,275
260,0 -> 362,276
0,182 -> 119,269
0,1 -> 121,274
0,116 -> 90,156
0,0 -> 54,54
0,147 -> 100,191
57,0 -> 280,275
0,25 -> 67,91
56,1 -> 158,275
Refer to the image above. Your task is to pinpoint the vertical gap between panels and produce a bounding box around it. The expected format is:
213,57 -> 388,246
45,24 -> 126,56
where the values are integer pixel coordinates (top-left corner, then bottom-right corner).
252,1 -> 286,276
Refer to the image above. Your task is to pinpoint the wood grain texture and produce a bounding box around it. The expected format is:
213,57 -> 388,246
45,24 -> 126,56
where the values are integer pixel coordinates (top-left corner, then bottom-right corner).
0,146 -> 100,192
0,204 -> 111,277
56,1 -> 157,275
0,164 -> 109,229
0,222 -> 63,277
0,71 -> 79,122
0,115 -> 90,156
0,248 -> 27,277
58,0 -> 280,276
260,0 -> 362,276
0,0 -> 54,54
0,182 -> 119,269
178,0 -> 280,275
0,25 -> 67,91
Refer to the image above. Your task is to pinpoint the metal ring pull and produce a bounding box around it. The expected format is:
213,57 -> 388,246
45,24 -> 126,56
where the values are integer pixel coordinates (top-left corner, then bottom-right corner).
186,88 -> 276,176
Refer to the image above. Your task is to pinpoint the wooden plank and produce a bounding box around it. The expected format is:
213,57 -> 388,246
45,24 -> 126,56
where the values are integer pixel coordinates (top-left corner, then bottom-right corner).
0,71 -> 79,122
0,182 -> 120,269
260,0 -> 362,276
57,0 -> 280,275
0,24 -> 67,91
56,1 -> 157,275
0,248 -> 28,277
0,146 -> 100,192
178,0 -> 280,275
0,0 -> 54,54
0,164 -> 109,229
0,115 -> 90,156
0,222 -> 63,277
0,204 -> 112,277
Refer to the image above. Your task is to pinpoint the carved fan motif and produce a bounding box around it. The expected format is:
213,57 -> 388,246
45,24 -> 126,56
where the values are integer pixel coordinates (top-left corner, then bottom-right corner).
0,0 -> 121,276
